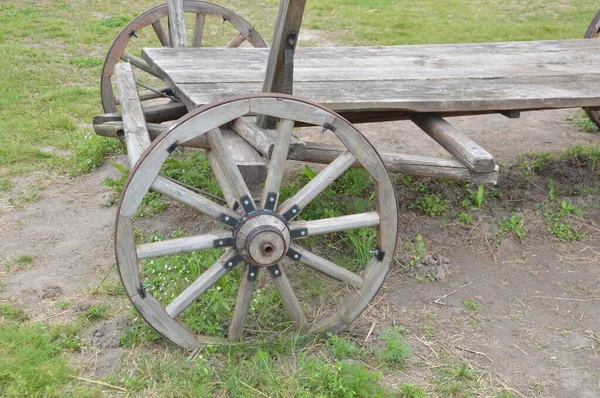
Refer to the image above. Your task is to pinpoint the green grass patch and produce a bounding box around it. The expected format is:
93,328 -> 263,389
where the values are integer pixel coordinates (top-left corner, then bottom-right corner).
498,213 -> 526,242
0,303 -> 29,323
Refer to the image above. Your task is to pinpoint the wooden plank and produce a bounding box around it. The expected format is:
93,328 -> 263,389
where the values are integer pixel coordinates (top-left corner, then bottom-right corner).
226,33 -> 246,48
291,245 -> 363,289
231,117 -> 306,159
165,249 -> 235,318
207,151 -> 237,209
136,231 -> 232,259
411,113 -> 495,173
217,125 -> 267,190
168,0 -> 186,48
93,121 -> 210,149
120,52 -> 157,76
93,102 -> 188,125
152,20 -> 170,47
301,142 -> 499,184
115,63 -> 152,166
249,97 -> 335,126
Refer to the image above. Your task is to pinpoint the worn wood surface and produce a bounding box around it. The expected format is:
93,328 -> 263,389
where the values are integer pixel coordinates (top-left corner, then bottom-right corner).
115,63 -> 152,166
143,39 -> 600,115
231,117 -> 306,159
168,0 -> 186,47
411,113 -> 495,172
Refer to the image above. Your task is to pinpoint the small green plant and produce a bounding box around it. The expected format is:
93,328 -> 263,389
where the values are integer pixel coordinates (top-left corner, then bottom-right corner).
15,255 -> 33,265
83,304 -> 111,321
422,325 -> 435,338
0,303 -> 29,322
409,234 -> 426,267
326,333 -> 363,359
457,213 -> 474,224
412,194 -> 448,216
498,213 -> 525,242
543,200 -> 585,241
56,301 -> 71,310
435,363 -> 479,396
90,281 -> 125,297
0,179 -> 12,191
461,184 -> 486,209
462,299 -> 480,311
372,327 -> 412,366
398,383 -> 428,398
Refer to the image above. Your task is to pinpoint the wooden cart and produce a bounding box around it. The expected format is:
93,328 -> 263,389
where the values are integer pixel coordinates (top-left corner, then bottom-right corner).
93,1 -> 600,349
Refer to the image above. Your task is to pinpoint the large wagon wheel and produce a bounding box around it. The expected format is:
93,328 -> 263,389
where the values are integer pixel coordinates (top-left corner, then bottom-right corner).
584,9 -> 600,129
115,94 -> 398,348
100,1 -> 266,114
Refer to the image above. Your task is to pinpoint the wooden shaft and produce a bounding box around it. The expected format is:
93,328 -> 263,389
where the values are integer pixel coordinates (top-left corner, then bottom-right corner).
260,119 -> 295,208
120,52 -> 157,76
228,264 -> 258,342
192,14 -> 206,47
136,231 -> 232,259
291,245 -> 363,289
411,113 -> 495,173
271,266 -> 308,331
168,0 -> 186,47
152,20 -> 170,46
290,212 -> 380,236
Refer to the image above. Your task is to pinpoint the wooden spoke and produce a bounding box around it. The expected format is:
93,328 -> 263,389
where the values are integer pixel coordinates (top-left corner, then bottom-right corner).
151,175 -> 239,225
168,0 -> 186,47
152,20 -> 169,46
260,119 -> 295,209
165,249 -> 235,318
278,150 -> 355,217
136,231 -> 232,260
271,267 -> 308,331
226,32 -> 247,48
291,245 -> 363,289
120,52 -> 158,77
290,212 -> 380,237
206,128 -> 255,209
228,265 -> 258,342
192,14 -> 206,47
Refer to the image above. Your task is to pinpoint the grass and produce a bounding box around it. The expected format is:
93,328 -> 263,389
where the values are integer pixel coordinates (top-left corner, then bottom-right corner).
498,213 -> 526,242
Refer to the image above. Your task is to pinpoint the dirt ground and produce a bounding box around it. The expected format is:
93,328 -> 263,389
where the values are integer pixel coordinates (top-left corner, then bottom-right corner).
1,106 -> 599,396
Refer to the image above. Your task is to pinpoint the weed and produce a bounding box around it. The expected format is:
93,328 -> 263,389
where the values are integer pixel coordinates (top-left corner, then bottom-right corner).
543,200 -> 585,241
422,325 -> 435,339
461,184 -> 486,209
57,301 -> 71,310
0,303 -> 29,322
326,333 -> 363,359
90,281 -> 125,297
498,213 -> 526,242
398,383 -> 428,398
83,303 -> 111,321
0,179 -> 12,191
15,255 -> 33,264
435,363 -> 480,396
372,327 -> 412,366
462,299 -> 480,311
409,234 -> 426,267
457,213 -> 474,224
412,194 -> 448,216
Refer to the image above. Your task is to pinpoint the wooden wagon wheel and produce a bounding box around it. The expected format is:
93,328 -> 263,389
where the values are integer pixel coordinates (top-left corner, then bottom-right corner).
584,9 -> 600,129
100,1 -> 266,114
115,94 -> 398,348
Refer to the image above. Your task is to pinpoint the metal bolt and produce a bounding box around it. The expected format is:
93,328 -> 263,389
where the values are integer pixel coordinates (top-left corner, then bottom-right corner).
225,216 -> 230,221
292,209 -> 297,213
270,197 -> 275,202
274,269 -> 280,275
244,200 -> 249,205
219,240 -> 224,245
250,272 -> 255,277
228,261 -> 233,267
294,254 -> 299,259
301,231 -> 306,236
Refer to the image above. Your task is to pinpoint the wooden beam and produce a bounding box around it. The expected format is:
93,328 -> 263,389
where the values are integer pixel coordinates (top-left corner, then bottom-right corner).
115,63 -> 152,166
231,117 -> 306,159
93,102 -> 188,125
411,113 -> 495,173
168,0 -> 186,48
257,0 -> 306,128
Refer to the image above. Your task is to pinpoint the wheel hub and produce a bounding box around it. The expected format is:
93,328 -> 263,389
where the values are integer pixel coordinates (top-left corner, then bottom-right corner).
234,213 -> 291,267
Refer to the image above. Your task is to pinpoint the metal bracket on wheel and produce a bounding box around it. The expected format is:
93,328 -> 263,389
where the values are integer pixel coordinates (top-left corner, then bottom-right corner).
219,213 -> 239,228
290,228 -> 308,239
282,205 -> 301,221
223,255 -> 243,271
247,266 -> 259,281
268,264 -> 283,278
370,246 -> 385,261
239,195 -> 256,213
213,237 -> 233,248
264,192 -> 278,211
286,247 -> 302,261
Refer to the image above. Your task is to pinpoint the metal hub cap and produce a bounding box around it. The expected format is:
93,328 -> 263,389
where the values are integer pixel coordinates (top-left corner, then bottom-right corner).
234,213 -> 291,267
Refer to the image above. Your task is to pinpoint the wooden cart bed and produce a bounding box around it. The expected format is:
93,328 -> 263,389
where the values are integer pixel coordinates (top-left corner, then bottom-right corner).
143,38 -> 600,122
